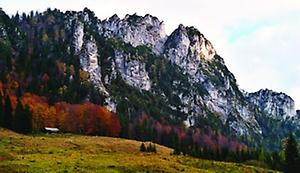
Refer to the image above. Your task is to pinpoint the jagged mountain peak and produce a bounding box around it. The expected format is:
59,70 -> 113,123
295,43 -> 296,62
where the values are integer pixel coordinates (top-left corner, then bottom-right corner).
101,13 -> 167,54
122,13 -> 163,26
164,24 -> 216,62
246,88 -> 296,119
108,14 -> 120,22
83,7 -> 93,14
251,88 -> 295,105
256,88 -> 293,98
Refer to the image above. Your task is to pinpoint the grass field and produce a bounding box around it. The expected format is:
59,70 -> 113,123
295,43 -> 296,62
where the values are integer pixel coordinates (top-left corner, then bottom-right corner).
0,128 -> 278,173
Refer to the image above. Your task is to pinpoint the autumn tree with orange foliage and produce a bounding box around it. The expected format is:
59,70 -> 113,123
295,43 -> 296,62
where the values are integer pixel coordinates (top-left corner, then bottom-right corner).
0,80 -> 120,136
54,102 -> 120,136
18,93 -> 121,136
21,93 -> 57,131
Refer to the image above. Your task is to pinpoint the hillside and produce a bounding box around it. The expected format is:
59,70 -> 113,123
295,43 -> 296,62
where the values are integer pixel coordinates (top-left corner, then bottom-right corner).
0,129 -> 277,173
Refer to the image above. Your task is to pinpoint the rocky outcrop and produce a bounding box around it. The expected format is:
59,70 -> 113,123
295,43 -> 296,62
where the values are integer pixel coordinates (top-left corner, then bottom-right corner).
73,21 -> 84,55
246,89 -> 296,120
113,50 -> 151,91
163,24 -> 261,136
164,25 -> 216,75
100,14 -> 167,54
79,37 -> 108,95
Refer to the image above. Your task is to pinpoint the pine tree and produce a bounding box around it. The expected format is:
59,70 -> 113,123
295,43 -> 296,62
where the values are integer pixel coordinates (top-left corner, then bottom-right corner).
0,93 -> 4,127
13,98 -> 24,132
146,143 -> 152,152
3,95 -> 13,129
152,144 -> 157,153
140,143 -> 146,152
13,98 -> 31,133
284,133 -> 300,173
271,151 -> 283,171
23,105 -> 32,134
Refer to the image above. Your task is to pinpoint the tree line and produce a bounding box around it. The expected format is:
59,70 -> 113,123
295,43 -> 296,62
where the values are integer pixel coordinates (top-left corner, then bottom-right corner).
2,80 -> 300,172
128,113 -> 300,172
0,82 -> 120,136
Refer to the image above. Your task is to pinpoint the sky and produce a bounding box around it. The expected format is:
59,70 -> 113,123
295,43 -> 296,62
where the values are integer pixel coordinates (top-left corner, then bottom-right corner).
1,0 -> 300,109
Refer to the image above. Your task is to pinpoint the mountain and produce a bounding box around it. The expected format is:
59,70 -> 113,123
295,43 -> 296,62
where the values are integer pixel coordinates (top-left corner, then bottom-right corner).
0,7 -> 298,150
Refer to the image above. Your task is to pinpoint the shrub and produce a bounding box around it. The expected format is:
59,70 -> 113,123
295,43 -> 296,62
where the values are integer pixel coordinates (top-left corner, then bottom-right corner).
146,143 -> 157,153
140,142 -> 156,153
140,143 -> 146,152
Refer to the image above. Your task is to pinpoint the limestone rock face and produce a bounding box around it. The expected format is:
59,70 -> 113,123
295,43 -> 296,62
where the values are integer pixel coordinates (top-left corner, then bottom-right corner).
164,25 -> 216,77
100,14 -> 167,54
69,12 -> 108,95
73,21 -> 84,55
246,89 -> 296,120
79,37 -> 108,95
163,25 -> 261,136
113,50 -> 151,91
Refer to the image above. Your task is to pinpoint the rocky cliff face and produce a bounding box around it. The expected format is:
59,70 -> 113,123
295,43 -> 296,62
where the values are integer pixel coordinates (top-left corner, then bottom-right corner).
164,25 -> 216,76
246,89 -> 296,120
101,14 -> 167,54
113,50 -> 151,91
80,37 -> 108,95
163,25 -> 261,135
66,11 -> 296,137
69,12 -> 108,95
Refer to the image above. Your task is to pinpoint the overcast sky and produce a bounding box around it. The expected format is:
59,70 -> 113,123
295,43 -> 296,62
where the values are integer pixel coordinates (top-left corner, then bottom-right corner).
1,0 -> 300,109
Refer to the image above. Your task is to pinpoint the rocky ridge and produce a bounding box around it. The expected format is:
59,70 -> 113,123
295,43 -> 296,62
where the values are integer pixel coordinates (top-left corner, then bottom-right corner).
68,11 -> 298,138
1,8 -> 298,149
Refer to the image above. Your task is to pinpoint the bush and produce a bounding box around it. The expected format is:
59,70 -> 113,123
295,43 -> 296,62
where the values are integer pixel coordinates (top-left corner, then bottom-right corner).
147,143 -> 157,153
140,142 -> 156,153
140,143 -> 146,152
173,148 -> 181,155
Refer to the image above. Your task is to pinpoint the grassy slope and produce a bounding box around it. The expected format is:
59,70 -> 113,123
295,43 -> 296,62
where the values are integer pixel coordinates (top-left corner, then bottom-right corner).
0,129 -> 278,173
